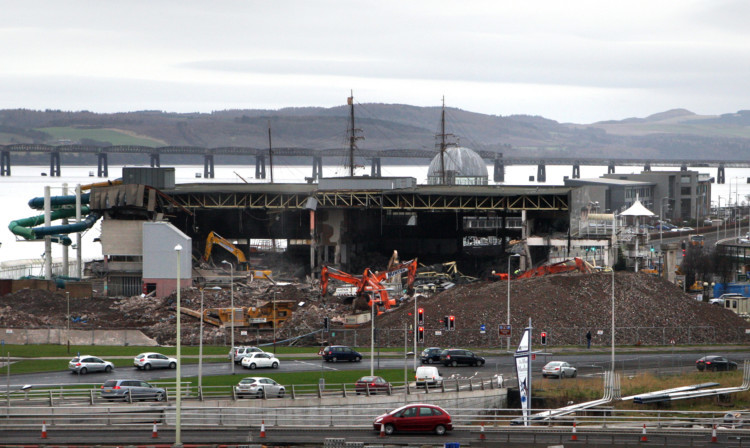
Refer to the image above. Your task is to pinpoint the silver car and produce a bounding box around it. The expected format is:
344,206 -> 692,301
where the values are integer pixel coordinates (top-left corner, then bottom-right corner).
229,346 -> 265,364
68,355 -> 114,374
133,352 -> 177,370
235,377 -> 285,398
542,361 -> 577,378
100,379 -> 166,401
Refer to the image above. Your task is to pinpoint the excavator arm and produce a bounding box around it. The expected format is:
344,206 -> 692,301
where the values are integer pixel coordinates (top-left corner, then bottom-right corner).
203,231 -> 248,267
320,265 -> 364,296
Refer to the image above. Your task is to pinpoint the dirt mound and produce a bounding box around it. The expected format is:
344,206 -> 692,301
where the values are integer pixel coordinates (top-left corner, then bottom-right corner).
369,272 -> 750,347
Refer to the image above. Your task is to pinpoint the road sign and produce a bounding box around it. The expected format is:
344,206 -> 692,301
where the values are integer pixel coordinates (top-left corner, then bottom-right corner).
435,330 -> 443,336
498,324 -> 511,336
670,338 -> 675,345
597,330 -> 604,335
480,324 -> 486,334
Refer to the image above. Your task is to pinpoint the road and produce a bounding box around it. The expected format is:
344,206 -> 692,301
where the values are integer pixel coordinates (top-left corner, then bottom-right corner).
7,349 -> 749,389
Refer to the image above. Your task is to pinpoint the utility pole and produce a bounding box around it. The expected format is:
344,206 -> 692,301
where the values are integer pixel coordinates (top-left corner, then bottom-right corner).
435,97 -> 456,185
267,121 -> 274,183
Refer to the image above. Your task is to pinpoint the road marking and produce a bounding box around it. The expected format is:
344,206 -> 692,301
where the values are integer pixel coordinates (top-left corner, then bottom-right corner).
296,360 -> 338,371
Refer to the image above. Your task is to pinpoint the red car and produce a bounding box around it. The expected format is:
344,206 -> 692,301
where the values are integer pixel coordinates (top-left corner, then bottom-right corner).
355,376 -> 391,395
373,403 -> 452,435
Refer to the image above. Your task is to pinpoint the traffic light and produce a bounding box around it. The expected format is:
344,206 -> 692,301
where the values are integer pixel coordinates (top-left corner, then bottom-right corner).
417,326 -> 424,343
417,308 -> 424,325
541,331 -> 548,345
448,315 -> 455,331
323,317 -> 329,332
682,249 -> 686,257
650,245 -> 654,252
443,316 -> 449,330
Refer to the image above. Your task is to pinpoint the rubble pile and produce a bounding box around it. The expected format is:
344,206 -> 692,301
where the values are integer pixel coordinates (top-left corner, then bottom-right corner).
1,271 -> 748,347
369,272 -> 750,347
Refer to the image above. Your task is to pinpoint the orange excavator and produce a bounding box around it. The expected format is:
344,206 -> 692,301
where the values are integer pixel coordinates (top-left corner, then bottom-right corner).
321,259 -> 418,313
495,257 -> 593,280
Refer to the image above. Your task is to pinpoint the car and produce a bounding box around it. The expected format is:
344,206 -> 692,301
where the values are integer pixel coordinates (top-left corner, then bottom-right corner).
68,355 -> 114,374
373,403 -> 452,435
542,361 -> 577,378
420,347 -> 443,364
439,349 -> 485,367
133,352 -> 177,370
696,356 -> 738,372
100,379 -> 166,401
415,366 -> 443,387
241,352 -> 280,369
320,345 -> 362,363
234,377 -> 285,398
229,346 -> 265,364
355,376 -> 391,395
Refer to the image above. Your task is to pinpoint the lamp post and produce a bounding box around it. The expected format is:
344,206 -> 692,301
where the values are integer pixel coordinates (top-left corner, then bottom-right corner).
221,260 -> 235,375
174,244 -> 183,448
413,292 -> 418,371
611,262 -> 615,371
370,297 -> 375,376
66,291 -> 70,354
273,291 -> 277,355
659,197 -> 671,250
507,253 -> 521,350
198,287 -> 204,392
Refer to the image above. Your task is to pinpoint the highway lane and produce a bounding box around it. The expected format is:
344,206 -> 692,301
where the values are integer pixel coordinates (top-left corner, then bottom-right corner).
6,349 -> 749,389
0,427 -> 741,446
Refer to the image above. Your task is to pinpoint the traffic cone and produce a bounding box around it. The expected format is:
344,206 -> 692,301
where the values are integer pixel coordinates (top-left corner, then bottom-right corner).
571,421 -> 578,441
41,420 -> 47,439
711,424 -> 718,443
480,422 -> 486,440
260,419 -> 266,438
152,421 -> 158,438
379,423 -> 386,438
640,423 -> 647,442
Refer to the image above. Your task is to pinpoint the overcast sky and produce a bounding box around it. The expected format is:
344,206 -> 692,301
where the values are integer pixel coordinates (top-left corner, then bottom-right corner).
2,0 -> 749,123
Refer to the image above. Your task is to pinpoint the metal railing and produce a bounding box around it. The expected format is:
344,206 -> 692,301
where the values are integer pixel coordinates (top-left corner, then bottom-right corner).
2,377 -> 503,407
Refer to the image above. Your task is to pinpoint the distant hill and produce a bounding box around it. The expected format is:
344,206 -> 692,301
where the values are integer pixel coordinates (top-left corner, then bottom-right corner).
2,105 -> 750,163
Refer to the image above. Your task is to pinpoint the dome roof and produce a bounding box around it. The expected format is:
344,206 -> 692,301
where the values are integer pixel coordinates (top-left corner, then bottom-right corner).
427,146 -> 488,184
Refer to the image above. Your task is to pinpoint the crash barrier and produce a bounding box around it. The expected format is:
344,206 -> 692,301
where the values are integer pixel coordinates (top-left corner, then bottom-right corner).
0,406 -> 747,430
321,325 -> 750,347
1,377 -> 504,406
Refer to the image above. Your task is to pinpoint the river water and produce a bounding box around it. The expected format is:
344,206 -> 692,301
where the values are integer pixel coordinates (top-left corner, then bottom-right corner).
2,163 -> 750,265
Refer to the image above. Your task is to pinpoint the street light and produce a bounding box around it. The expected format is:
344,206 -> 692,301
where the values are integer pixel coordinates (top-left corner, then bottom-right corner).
66,291 -> 70,354
273,291 -> 277,355
221,260 -> 235,375
174,244 -> 183,448
611,261 -> 615,371
659,197 -> 671,250
507,253 -> 521,350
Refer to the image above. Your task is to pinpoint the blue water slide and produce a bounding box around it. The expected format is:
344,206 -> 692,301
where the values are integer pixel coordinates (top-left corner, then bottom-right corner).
28,193 -> 91,210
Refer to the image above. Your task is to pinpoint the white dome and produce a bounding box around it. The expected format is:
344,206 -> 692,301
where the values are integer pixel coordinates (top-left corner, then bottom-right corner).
427,146 -> 488,185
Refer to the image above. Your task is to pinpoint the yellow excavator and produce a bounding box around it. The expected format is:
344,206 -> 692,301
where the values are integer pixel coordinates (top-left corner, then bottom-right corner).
203,231 -> 251,270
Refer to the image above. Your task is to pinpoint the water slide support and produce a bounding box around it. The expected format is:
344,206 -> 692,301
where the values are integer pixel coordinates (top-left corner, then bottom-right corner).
44,186 -> 51,280
76,184 -> 82,278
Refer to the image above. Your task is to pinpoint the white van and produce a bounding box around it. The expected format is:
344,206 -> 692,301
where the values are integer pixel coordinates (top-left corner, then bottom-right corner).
415,366 -> 443,387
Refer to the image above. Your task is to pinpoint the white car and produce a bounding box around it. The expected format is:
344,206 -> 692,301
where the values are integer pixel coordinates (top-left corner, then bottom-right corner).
542,361 -> 577,378
235,377 -> 285,398
133,352 -> 177,370
241,352 -> 280,369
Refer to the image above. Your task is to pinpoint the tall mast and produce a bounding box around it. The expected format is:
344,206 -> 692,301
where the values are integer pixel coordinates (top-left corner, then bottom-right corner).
347,90 -> 364,176
435,97 -> 455,184
267,120 -> 274,183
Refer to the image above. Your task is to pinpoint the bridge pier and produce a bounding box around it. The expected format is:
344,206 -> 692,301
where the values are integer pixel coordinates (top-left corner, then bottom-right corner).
150,153 -> 160,168
608,163 -> 615,174
50,152 -> 61,177
310,156 -> 323,182
717,164 -> 725,184
493,157 -> 505,182
370,157 -> 381,177
0,150 -> 9,176
97,153 -> 108,177
204,155 -> 215,179
536,163 -> 546,183
644,162 -> 651,172
681,164 -> 687,171
572,163 -> 580,179
255,154 -> 267,179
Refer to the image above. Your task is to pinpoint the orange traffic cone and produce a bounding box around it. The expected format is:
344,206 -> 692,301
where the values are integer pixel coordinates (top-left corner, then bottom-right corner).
711,424 -> 718,443
480,422 -> 486,440
571,421 -> 578,441
260,419 -> 266,438
640,423 -> 648,442
152,421 -> 158,438
41,420 -> 47,439
379,423 -> 386,438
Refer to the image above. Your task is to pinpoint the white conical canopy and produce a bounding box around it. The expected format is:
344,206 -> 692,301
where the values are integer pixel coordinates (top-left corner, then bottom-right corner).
620,199 -> 655,217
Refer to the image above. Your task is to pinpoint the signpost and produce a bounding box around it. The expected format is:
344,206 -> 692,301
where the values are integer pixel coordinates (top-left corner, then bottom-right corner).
480,324 -> 486,334
499,324 -> 511,337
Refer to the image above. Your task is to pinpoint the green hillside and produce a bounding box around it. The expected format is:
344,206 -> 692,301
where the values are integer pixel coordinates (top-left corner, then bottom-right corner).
38,127 -> 165,147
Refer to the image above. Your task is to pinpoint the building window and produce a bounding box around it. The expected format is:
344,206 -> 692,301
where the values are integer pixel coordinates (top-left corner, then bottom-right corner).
681,187 -> 691,196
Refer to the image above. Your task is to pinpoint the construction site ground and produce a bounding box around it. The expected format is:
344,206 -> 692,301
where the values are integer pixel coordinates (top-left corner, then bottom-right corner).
0,271 -> 748,348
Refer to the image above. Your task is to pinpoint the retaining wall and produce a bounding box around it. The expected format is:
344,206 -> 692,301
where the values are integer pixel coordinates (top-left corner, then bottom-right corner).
0,328 -> 158,346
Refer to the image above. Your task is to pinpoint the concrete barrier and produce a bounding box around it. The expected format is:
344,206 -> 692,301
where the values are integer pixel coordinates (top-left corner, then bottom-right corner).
0,328 -> 158,346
